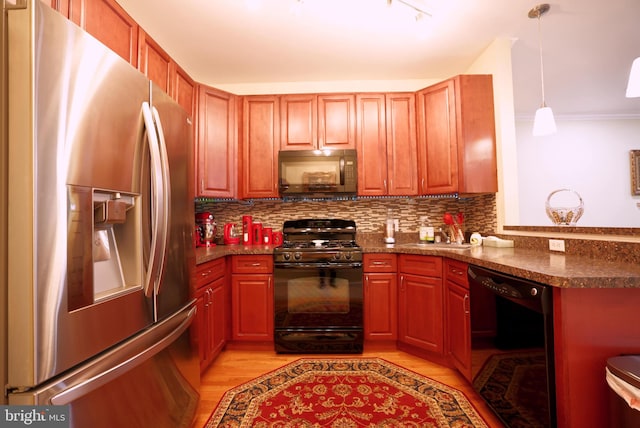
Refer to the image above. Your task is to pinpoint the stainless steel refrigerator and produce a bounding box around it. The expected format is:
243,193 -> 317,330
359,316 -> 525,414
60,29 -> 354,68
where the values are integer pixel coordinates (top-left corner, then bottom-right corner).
1,1 -> 199,426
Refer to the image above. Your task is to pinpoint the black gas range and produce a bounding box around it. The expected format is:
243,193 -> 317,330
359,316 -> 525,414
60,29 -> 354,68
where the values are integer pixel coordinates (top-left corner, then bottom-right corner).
273,219 -> 362,266
273,219 -> 364,353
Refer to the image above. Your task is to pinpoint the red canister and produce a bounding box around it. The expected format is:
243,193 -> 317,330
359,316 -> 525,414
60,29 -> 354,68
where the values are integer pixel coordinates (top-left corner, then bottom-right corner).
242,215 -> 252,245
252,222 -> 263,245
262,227 -> 272,245
272,231 -> 283,246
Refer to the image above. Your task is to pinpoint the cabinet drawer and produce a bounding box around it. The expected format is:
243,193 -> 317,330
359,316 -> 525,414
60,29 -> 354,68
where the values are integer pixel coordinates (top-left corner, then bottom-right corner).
231,255 -> 273,274
399,254 -> 442,277
444,259 -> 468,288
193,257 -> 226,290
363,253 -> 397,272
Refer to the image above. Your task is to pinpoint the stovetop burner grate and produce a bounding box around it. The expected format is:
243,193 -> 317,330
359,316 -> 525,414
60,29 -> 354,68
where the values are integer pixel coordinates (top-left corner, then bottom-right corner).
281,240 -> 360,250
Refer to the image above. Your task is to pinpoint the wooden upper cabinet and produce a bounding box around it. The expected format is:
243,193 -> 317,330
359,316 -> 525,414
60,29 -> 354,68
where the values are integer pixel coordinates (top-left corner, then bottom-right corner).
138,29 -> 171,94
385,93 -> 418,196
240,96 -> 280,199
356,93 -> 417,196
47,0 -> 71,18
196,85 -> 237,198
171,63 -> 196,119
280,93 -> 354,150
416,75 -> 497,195
69,0 -> 139,67
280,94 -> 317,150
356,94 -> 387,195
318,94 -> 356,150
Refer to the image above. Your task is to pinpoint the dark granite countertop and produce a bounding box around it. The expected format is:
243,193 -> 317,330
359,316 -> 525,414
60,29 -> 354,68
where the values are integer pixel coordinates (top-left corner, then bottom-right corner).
195,243 -> 640,289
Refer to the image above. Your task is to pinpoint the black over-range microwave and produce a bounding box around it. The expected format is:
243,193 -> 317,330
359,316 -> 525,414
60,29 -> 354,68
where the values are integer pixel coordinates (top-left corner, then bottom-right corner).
278,149 -> 357,197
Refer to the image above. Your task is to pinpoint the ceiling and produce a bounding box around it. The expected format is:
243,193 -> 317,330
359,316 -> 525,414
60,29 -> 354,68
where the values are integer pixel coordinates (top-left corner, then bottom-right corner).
115,0 -> 640,118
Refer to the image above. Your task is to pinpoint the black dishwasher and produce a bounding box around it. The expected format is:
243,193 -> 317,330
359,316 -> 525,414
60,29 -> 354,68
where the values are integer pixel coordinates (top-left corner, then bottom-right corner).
468,265 -> 556,428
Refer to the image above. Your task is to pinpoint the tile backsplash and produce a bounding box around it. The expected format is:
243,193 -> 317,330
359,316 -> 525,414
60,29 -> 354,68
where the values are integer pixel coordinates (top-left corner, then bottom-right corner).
196,193 -> 497,241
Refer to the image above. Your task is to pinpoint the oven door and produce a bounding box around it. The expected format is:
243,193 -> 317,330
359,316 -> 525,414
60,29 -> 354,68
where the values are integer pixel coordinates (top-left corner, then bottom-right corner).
274,263 -> 363,353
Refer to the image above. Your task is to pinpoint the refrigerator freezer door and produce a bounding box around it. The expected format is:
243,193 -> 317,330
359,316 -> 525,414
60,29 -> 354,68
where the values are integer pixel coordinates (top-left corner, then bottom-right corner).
9,303 -> 200,428
5,1 -> 190,389
150,84 -> 194,322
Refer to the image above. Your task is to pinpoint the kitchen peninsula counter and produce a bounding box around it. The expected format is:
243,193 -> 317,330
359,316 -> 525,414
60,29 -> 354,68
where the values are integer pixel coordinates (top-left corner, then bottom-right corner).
196,243 -> 640,289
362,243 -> 640,288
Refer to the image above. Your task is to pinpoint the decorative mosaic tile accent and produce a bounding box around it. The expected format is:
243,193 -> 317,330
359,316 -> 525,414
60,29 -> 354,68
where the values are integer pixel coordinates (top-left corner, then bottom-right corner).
195,194 -> 497,240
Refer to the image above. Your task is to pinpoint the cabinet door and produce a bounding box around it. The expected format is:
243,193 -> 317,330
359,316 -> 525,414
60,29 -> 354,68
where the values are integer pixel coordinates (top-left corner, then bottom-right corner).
318,94 -> 355,149
356,94 -> 387,196
209,277 -> 226,359
455,75 -> 498,193
446,280 -> 471,381
280,94 -> 317,150
197,85 -> 236,198
70,0 -> 138,66
398,273 -> 443,355
172,63 -> 196,118
48,0 -> 70,17
364,272 -> 397,341
193,289 -> 209,372
240,96 -> 279,198
416,76 -> 497,195
231,274 -> 273,341
416,79 -> 458,194
137,29 -> 171,94
386,93 -> 418,196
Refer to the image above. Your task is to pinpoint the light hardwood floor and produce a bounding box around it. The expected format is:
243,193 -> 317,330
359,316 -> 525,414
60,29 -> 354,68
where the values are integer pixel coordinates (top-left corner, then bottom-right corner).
192,347 -> 505,427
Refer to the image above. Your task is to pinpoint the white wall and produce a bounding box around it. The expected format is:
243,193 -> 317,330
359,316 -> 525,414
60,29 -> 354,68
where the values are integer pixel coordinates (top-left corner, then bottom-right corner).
463,38 -> 519,229
516,117 -> 640,227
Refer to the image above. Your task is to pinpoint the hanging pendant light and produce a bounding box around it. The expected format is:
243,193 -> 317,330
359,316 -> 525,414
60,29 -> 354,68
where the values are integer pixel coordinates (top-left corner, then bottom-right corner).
529,4 -> 556,136
627,57 -> 640,98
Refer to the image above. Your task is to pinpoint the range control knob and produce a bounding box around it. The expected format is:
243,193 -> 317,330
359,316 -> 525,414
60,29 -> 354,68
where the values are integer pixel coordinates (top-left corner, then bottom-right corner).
333,252 -> 342,260
283,253 -> 291,261
344,252 -> 352,260
293,252 -> 302,260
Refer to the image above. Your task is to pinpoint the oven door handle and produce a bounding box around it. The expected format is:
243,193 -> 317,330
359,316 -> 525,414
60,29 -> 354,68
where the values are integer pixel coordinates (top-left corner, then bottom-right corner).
275,263 -> 362,269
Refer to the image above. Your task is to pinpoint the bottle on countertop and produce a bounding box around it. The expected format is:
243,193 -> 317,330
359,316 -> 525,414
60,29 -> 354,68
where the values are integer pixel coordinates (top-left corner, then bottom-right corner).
419,216 -> 435,243
384,208 -> 395,244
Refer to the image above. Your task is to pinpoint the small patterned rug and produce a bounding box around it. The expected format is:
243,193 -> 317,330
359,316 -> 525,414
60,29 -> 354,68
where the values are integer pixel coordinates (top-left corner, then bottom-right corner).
206,358 -> 488,427
473,351 -> 549,427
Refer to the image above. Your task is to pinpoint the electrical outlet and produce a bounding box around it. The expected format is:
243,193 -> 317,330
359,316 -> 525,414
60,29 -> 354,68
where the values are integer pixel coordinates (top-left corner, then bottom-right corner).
549,239 -> 565,252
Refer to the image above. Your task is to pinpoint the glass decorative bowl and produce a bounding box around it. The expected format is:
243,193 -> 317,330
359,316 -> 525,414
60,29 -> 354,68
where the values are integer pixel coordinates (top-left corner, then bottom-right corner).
545,189 -> 584,226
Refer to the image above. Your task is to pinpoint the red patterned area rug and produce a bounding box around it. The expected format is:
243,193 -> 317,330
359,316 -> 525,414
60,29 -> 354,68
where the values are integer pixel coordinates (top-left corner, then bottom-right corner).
205,358 -> 488,427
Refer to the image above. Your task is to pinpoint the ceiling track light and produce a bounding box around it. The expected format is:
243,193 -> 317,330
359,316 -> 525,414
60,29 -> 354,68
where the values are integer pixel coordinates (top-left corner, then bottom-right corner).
529,3 -> 556,137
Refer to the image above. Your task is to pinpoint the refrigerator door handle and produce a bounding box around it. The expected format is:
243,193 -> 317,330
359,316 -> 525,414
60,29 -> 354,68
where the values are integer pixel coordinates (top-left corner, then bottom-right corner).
49,305 -> 196,406
150,106 -> 171,296
141,101 -> 166,300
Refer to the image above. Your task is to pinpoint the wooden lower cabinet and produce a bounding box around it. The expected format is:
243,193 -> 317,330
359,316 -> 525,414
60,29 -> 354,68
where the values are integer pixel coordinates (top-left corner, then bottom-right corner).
192,258 -> 226,373
444,259 -> 471,381
363,254 -> 397,341
230,255 -> 274,341
398,255 -> 444,356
